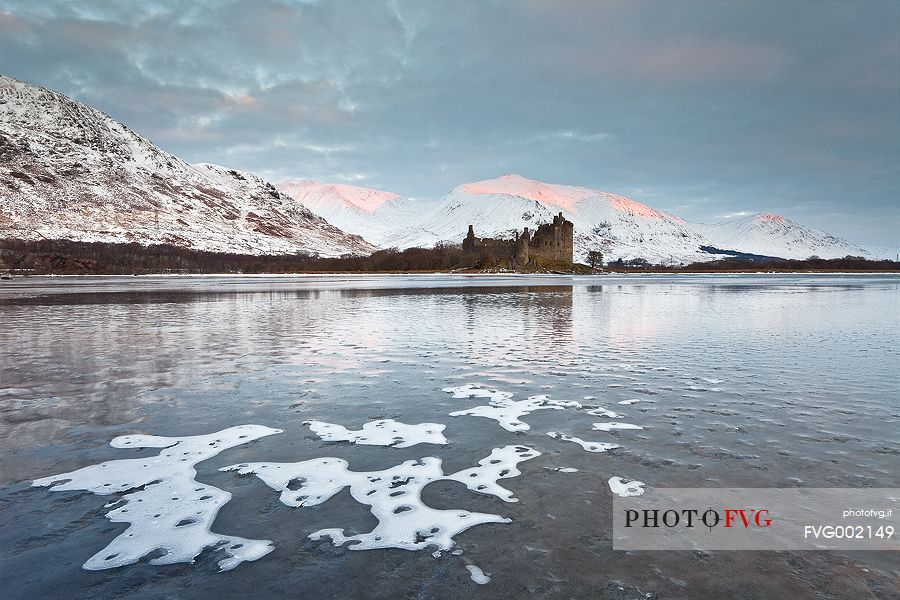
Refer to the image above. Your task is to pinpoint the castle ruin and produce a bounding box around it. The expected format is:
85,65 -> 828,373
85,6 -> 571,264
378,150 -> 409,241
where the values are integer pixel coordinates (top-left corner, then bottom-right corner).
463,212 -> 574,269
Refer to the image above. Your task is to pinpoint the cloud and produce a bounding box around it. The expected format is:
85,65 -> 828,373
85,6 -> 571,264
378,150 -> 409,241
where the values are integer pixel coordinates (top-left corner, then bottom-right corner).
627,39 -> 788,82
525,131 -> 613,144
0,0 -> 898,245
715,211 -> 755,220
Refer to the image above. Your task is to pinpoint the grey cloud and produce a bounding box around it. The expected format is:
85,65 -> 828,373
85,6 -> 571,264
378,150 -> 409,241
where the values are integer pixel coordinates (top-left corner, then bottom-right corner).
0,0 -> 897,246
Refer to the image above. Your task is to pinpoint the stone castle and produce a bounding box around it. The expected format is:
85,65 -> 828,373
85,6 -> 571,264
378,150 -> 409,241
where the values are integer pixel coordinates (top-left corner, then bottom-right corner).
462,212 -> 574,269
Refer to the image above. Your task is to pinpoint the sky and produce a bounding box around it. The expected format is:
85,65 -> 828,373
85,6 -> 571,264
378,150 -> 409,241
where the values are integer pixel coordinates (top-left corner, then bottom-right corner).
1,0 -> 898,246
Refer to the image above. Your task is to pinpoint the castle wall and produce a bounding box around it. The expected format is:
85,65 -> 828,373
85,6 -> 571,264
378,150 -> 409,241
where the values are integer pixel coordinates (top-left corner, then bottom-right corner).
463,212 -> 573,269
528,213 -> 574,263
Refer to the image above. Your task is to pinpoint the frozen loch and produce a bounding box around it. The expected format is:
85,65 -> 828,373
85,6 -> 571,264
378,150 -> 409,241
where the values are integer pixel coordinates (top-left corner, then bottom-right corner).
4,274 -> 897,599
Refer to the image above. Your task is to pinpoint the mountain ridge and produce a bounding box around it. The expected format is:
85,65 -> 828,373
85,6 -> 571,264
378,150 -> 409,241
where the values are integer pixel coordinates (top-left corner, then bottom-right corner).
274,180 -> 433,247
696,212 -> 873,260
284,173 -> 874,263
1,76 -> 879,264
0,75 -> 375,257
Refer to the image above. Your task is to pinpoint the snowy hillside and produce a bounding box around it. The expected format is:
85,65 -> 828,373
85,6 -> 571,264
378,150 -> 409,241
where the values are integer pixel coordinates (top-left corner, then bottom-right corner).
275,180 -> 433,247
398,174 -> 717,264
1,76 -> 877,265
862,245 -> 899,261
372,175 -> 874,264
0,76 -> 374,256
697,213 -> 872,260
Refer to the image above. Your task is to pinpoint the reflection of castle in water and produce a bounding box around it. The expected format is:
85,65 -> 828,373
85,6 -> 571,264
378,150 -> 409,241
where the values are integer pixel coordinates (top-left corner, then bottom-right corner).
460,286 -> 574,362
462,213 -> 574,269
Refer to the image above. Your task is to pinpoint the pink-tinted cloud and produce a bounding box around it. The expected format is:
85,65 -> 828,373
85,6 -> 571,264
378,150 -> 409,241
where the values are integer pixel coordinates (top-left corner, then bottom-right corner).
627,39 -> 788,82
561,37 -> 788,85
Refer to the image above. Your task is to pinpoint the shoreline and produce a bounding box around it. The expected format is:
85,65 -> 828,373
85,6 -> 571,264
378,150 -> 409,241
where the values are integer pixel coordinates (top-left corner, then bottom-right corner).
3,270 -> 899,279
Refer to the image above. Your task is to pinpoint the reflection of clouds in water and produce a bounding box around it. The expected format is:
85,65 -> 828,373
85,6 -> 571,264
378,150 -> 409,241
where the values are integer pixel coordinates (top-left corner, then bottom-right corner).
3,275 -> 897,492
447,371 -> 534,384
577,285 -> 695,352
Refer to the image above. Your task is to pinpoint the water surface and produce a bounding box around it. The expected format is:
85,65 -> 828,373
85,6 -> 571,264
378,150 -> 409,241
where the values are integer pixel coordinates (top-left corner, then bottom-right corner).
1,274 -> 898,599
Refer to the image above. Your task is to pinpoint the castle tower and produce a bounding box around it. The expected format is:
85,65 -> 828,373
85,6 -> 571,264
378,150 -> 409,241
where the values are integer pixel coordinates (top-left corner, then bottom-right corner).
522,214 -> 574,265
463,224 -> 477,252
514,227 -> 530,267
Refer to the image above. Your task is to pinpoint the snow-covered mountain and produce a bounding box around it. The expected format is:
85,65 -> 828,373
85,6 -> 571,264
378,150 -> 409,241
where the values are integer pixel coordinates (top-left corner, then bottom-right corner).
862,245 -> 899,261
370,175 -> 874,264
275,180 -> 432,247
697,213 -> 872,260
395,174 -> 717,264
1,76 -> 877,264
0,76 -> 374,256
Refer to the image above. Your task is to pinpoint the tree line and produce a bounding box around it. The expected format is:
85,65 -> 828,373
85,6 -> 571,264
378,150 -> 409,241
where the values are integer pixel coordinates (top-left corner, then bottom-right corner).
0,239 -> 482,274
0,239 -> 896,275
606,255 -> 899,272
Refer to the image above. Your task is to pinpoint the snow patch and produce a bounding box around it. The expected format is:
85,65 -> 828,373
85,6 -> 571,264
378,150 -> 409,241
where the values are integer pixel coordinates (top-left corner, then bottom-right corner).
608,477 -> 645,497
443,445 -> 538,502
445,383 -> 579,432
304,419 -> 447,448
443,382 -> 513,403
592,422 -> 645,432
222,445 -> 540,553
584,407 -> 624,418
466,565 -> 491,584
547,432 -> 620,453
32,425 -> 283,572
